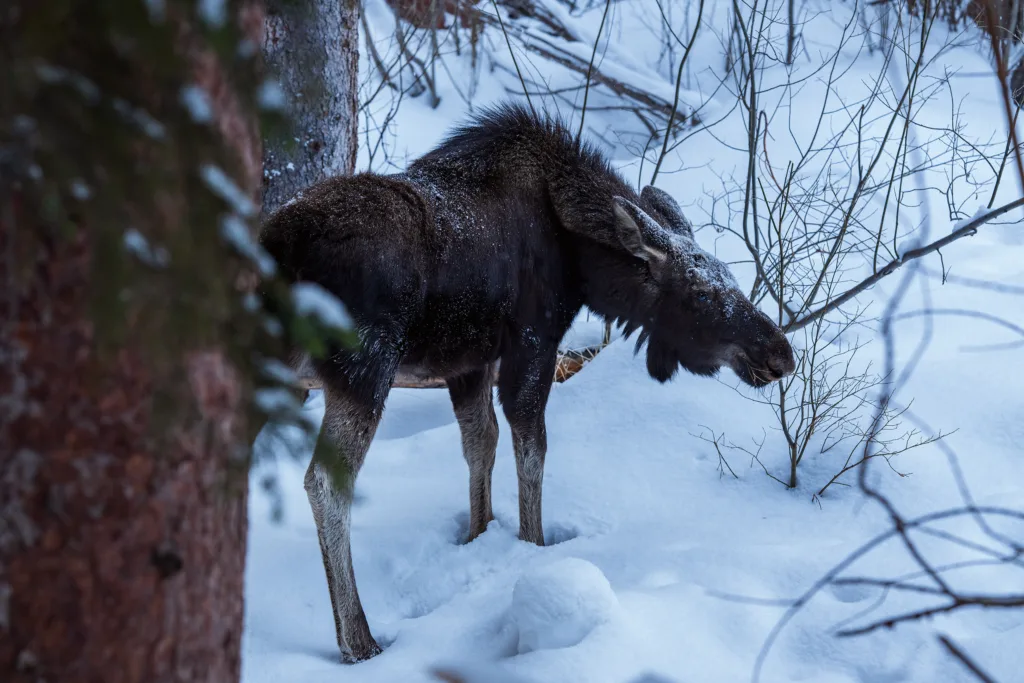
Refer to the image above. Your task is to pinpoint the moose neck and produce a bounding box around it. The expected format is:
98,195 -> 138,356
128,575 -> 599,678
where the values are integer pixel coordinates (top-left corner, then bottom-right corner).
574,240 -> 659,339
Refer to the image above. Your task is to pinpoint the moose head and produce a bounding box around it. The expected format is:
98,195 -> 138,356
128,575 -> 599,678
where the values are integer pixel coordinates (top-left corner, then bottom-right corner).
612,186 -> 796,387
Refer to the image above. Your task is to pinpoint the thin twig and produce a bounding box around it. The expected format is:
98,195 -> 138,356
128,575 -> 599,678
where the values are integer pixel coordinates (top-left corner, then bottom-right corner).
577,0 -> 613,142
937,634 -> 1000,683
650,0 -> 704,185
490,0 -> 537,118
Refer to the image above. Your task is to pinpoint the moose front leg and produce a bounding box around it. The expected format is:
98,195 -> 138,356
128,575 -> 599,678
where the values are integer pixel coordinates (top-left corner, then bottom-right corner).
305,386 -> 387,663
498,346 -> 558,546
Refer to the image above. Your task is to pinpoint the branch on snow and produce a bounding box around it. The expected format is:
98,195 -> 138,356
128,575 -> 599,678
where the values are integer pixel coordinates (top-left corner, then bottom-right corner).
784,196 -> 1024,333
510,28 -> 698,128
836,593 -> 1024,638
384,0 -> 700,131
477,1 -> 698,128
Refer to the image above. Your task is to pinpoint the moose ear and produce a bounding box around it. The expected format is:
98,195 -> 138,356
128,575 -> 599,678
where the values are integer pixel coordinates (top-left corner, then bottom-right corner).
612,197 -> 671,263
640,185 -> 694,240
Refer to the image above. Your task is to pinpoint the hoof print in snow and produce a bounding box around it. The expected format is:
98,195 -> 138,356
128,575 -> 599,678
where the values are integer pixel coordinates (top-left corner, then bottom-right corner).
450,512 -> 502,545
828,582 -> 875,604
543,522 -> 581,545
449,510 -> 473,544
511,558 -> 620,654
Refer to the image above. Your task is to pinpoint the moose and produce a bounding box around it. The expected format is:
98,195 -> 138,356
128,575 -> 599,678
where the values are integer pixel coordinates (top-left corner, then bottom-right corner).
258,104 -> 796,662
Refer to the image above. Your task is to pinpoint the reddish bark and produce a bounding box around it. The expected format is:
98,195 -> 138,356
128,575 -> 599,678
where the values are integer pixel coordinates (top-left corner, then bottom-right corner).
386,0 -> 480,28
0,232 -> 249,682
0,4 -> 264,683
181,3 -> 266,195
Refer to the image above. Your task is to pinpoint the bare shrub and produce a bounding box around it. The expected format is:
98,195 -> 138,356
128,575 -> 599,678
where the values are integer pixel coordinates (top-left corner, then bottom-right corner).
677,0 -> 1024,492
751,5 -> 1024,679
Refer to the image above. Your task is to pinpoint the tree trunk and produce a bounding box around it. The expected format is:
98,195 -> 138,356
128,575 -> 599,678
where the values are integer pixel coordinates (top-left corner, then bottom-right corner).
786,0 -> 796,65
261,0 -> 361,215
1,2 -> 266,682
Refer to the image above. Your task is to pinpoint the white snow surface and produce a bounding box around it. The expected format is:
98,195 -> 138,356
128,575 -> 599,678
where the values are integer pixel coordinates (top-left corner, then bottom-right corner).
244,3 -> 1024,683
511,558 -> 622,654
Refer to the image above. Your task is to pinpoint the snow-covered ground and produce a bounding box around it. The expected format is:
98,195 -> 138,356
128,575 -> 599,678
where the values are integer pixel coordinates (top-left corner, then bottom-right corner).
244,3 -> 1024,682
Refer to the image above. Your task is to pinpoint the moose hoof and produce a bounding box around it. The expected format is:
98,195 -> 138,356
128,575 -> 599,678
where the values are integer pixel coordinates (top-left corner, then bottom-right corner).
518,532 -> 545,547
341,640 -> 383,664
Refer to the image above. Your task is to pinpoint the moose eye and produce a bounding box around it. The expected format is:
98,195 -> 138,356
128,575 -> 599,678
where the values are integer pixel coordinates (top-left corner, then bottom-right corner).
693,289 -> 711,304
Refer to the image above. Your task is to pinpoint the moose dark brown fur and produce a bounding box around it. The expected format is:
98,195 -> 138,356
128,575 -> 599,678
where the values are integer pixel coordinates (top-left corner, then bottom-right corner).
258,104 -> 796,662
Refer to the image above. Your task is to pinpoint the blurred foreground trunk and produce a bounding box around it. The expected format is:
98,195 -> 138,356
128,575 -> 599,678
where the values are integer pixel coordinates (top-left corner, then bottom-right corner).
0,2 -> 265,681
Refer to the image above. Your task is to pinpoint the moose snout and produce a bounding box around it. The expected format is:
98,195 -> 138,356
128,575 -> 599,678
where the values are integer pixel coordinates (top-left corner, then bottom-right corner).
730,324 -> 796,387
726,331 -> 795,387
764,334 -> 796,381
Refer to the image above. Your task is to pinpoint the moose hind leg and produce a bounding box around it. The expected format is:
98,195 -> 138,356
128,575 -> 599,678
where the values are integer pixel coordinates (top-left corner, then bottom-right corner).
498,348 -> 557,546
448,365 -> 499,541
305,387 -> 385,662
